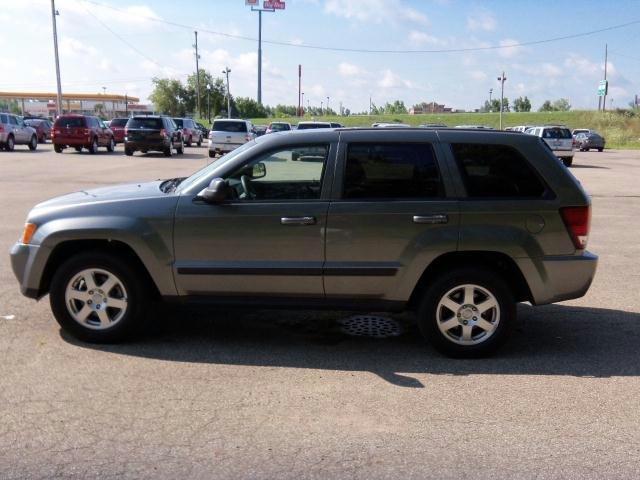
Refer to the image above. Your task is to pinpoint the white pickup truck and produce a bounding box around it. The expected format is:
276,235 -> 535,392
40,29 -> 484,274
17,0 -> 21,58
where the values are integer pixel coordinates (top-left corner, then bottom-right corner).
208,119 -> 255,158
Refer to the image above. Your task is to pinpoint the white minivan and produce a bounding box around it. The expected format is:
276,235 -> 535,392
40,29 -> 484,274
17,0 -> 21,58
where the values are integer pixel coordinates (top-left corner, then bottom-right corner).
525,126 -> 574,167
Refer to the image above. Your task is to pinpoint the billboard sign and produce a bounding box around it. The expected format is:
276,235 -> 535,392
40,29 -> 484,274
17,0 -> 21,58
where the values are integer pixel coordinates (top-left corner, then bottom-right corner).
263,0 -> 285,9
597,80 -> 608,97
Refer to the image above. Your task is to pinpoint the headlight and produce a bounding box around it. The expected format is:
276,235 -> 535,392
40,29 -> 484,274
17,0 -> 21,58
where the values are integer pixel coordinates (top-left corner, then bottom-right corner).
21,223 -> 37,244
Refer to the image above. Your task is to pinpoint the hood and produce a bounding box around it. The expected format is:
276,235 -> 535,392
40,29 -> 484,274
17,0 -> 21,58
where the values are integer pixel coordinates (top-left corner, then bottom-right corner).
34,180 -> 168,211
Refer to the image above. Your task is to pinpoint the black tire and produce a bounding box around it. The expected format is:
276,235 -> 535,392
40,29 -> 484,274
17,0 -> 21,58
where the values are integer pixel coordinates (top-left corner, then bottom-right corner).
563,157 -> 573,167
417,267 -> 516,358
208,150 -> 216,158
6,135 -> 14,152
88,137 -> 99,154
39,134 -> 47,143
598,148 -> 604,152
75,146 -> 83,152
196,137 -> 202,147
164,141 -> 173,157
124,148 -> 134,156
176,141 -> 184,155
49,251 -> 150,343
106,137 -> 115,152
28,135 -> 38,151
54,144 -> 63,153
186,136 -> 192,147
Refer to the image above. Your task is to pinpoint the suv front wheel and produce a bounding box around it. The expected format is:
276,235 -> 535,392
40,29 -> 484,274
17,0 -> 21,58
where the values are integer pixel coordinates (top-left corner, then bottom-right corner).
417,268 -> 515,358
50,252 -> 149,343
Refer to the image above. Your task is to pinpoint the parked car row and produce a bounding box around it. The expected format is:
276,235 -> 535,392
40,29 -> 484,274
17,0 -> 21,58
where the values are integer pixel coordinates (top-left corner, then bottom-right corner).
0,113 -> 39,151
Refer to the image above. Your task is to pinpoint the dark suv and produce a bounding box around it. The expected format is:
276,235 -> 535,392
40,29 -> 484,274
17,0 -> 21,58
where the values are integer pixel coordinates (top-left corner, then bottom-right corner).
52,115 -> 115,154
10,128 -> 597,357
124,116 -> 184,157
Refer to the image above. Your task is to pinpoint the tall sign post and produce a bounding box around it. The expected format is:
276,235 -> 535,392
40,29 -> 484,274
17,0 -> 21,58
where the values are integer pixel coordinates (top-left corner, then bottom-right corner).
50,0 -> 63,117
246,0 -> 285,104
497,71 -> 507,130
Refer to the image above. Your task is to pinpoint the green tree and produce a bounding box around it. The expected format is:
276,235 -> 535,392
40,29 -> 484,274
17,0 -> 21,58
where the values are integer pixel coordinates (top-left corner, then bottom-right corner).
552,98 -> 571,111
383,100 -> 408,114
149,77 -> 188,116
538,100 -> 554,112
513,96 -> 531,112
185,70 -> 227,118
234,97 -> 269,118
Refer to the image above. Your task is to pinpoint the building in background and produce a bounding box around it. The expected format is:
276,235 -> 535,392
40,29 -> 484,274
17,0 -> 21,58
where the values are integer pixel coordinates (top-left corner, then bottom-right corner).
409,101 -> 453,114
0,92 -> 152,119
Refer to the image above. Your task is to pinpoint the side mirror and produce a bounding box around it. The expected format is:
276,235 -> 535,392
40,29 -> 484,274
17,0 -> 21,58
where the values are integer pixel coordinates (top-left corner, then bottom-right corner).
252,162 -> 266,179
198,178 -> 228,204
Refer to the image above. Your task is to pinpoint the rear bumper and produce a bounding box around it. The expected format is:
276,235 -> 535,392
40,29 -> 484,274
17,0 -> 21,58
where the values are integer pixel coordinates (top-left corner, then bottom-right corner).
553,150 -> 574,159
209,142 -> 243,153
10,242 -> 47,299
516,251 -> 598,305
53,137 -> 92,147
124,139 -> 170,152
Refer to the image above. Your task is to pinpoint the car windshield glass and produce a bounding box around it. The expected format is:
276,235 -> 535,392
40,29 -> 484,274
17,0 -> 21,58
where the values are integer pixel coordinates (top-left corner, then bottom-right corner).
176,140 -> 256,193
127,118 -> 163,129
173,119 -> 184,128
55,117 -> 84,128
270,123 -> 289,131
110,118 -> 128,127
543,128 -> 572,139
297,123 -> 330,129
213,121 -> 247,132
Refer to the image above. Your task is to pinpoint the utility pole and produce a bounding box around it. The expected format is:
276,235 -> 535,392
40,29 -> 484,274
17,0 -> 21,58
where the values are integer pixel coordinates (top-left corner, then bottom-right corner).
194,31 -> 201,119
222,67 -> 231,118
602,43 -> 608,112
206,84 -> 211,123
326,96 -> 330,115
489,88 -> 493,112
50,0 -> 63,117
301,92 -> 304,116
369,95 -> 372,115
298,65 -> 302,117
497,72 -> 507,130
320,101 -> 323,116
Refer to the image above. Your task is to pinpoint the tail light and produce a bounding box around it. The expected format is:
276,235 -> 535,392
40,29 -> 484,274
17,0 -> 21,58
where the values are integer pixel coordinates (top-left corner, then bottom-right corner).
160,129 -> 167,138
0,125 -> 4,133
560,206 -> 591,249
84,128 -> 90,135
124,127 -> 128,135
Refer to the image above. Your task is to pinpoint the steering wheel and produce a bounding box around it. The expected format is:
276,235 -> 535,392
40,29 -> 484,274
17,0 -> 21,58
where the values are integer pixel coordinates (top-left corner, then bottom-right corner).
240,175 -> 256,200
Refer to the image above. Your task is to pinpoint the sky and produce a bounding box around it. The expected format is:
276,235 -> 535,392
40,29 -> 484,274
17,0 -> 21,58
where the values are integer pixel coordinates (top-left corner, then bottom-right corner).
1,0 -> 639,112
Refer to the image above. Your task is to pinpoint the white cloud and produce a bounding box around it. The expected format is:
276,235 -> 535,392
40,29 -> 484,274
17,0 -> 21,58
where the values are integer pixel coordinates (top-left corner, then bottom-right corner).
324,0 -> 429,26
541,63 -> 562,77
467,11 -> 496,31
470,70 -> 487,81
408,30 -> 446,46
59,37 -> 97,57
564,54 -> 599,76
498,39 -> 523,58
338,62 -> 364,77
378,69 -> 413,89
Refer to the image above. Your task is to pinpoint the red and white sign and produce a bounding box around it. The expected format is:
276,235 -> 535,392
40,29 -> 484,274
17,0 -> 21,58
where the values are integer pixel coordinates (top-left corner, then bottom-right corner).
245,0 -> 259,5
263,0 -> 285,9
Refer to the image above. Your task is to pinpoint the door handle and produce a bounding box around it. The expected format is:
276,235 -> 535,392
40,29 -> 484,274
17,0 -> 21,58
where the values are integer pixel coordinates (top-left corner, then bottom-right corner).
413,214 -> 448,224
281,216 -> 316,226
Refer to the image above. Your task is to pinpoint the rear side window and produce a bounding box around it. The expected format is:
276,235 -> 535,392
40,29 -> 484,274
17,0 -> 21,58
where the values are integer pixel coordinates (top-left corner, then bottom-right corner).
0,114 -> 7,123
343,143 -> 443,199
127,118 -> 163,129
8,116 -> 18,125
543,128 -> 571,139
173,118 -> 184,128
451,143 -> 546,198
213,121 -> 247,133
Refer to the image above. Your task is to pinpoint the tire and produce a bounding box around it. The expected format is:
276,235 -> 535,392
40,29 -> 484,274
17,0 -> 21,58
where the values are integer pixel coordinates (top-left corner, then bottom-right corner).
88,137 -> 99,154
598,148 -> 604,152
124,148 -> 134,156
106,137 -> 115,152
196,137 -> 202,147
164,141 -> 173,157
186,136 -> 192,147
75,146 -> 83,152
49,251 -> 150,343
5,135 -> 14,152
28,135 -> 38,151
562,157 -> 573,167
417,267 -> 516,358
54,144 -> 63,153
176,141 -> 184,155
208,150 -> 216,158
40,134 -> 47,143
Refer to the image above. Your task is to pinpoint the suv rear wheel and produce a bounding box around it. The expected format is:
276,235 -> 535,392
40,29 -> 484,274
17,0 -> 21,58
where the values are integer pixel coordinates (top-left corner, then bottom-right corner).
88,137 -> 99,154
176,140 -> 184,155
164,141 -> 173,157
5,135 -> 14,151
49,252 -> 149,343
28,135 -> 38,151
106,137 -> 115,152
417,267 -> 515,358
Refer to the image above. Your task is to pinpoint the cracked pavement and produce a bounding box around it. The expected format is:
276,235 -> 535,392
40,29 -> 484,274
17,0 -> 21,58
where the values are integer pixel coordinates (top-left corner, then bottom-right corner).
1,145 -> 639,479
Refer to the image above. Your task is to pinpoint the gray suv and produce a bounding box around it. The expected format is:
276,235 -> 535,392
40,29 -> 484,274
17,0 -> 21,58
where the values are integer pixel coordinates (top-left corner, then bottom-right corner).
0,113 -> 38,151
10,128 -> 597,357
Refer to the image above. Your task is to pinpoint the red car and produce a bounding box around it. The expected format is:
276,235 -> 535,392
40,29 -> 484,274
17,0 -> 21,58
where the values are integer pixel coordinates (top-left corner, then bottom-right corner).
172,117 -> 203,147
108,117 -> 128,144
24,118 -> 52,143
52,115 -> 115,154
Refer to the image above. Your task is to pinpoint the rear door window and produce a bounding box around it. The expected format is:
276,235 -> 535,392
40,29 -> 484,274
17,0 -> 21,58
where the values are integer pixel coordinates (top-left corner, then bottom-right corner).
8,116 -> 18,125
110,118 -> 128,127
213,121 -> 247,133
55,117 -> 85,128
451,143 -> 547,198
343,143 -> 444,199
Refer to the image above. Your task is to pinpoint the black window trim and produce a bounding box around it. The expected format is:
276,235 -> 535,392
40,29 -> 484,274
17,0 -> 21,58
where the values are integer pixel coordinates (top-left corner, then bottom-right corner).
448,142 -> 556,201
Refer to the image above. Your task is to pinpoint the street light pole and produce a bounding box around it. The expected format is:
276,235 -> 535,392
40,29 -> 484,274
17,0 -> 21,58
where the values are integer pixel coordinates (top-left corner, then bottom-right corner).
194,31 -> 201,119
326,96 -> 330,115
497,72 -> 507,130
50,0 -> 63,117
489,88 -> 493,112
301,92 -> 304,115
206,84 -> 211,123
222,67 -> 231,119
320,100 -> 323,116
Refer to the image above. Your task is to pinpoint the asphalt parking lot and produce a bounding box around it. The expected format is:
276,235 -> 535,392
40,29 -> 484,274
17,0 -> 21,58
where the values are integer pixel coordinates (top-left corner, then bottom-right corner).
1,143 -> 639,479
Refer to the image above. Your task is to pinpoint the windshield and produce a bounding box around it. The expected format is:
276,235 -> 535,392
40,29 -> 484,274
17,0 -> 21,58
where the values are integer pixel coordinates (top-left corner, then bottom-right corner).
127,117 -> 163,129
173,118 -> 184,128
270,123 -> 290,131
213,121 -> 247,132
176,140 -> 256,193
110,118 -> 128,127
297,123 -> 330,130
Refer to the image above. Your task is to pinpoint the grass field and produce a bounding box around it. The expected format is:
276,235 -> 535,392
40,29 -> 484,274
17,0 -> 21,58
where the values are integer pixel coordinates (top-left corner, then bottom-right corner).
248,110 -> 640,149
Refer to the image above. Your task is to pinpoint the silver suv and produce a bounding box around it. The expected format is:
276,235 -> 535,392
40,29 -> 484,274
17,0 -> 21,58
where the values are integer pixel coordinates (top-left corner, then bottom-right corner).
208,119 -> 255,157
10,128 -> 597,357
525,126 -> 574,166
0,113 -> 38,151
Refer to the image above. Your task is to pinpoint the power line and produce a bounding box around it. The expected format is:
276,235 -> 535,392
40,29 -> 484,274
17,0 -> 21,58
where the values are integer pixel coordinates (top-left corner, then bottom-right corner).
82,0 -> 640,54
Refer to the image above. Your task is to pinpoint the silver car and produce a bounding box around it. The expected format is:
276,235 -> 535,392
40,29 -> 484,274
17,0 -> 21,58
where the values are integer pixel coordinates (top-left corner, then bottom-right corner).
0,113 -> 38,151
525,126 -> 574,167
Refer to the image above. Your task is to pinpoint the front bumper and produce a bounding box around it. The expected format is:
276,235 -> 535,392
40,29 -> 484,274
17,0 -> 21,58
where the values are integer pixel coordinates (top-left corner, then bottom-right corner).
516,251 -> 598,305
10,242 -> 46,299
